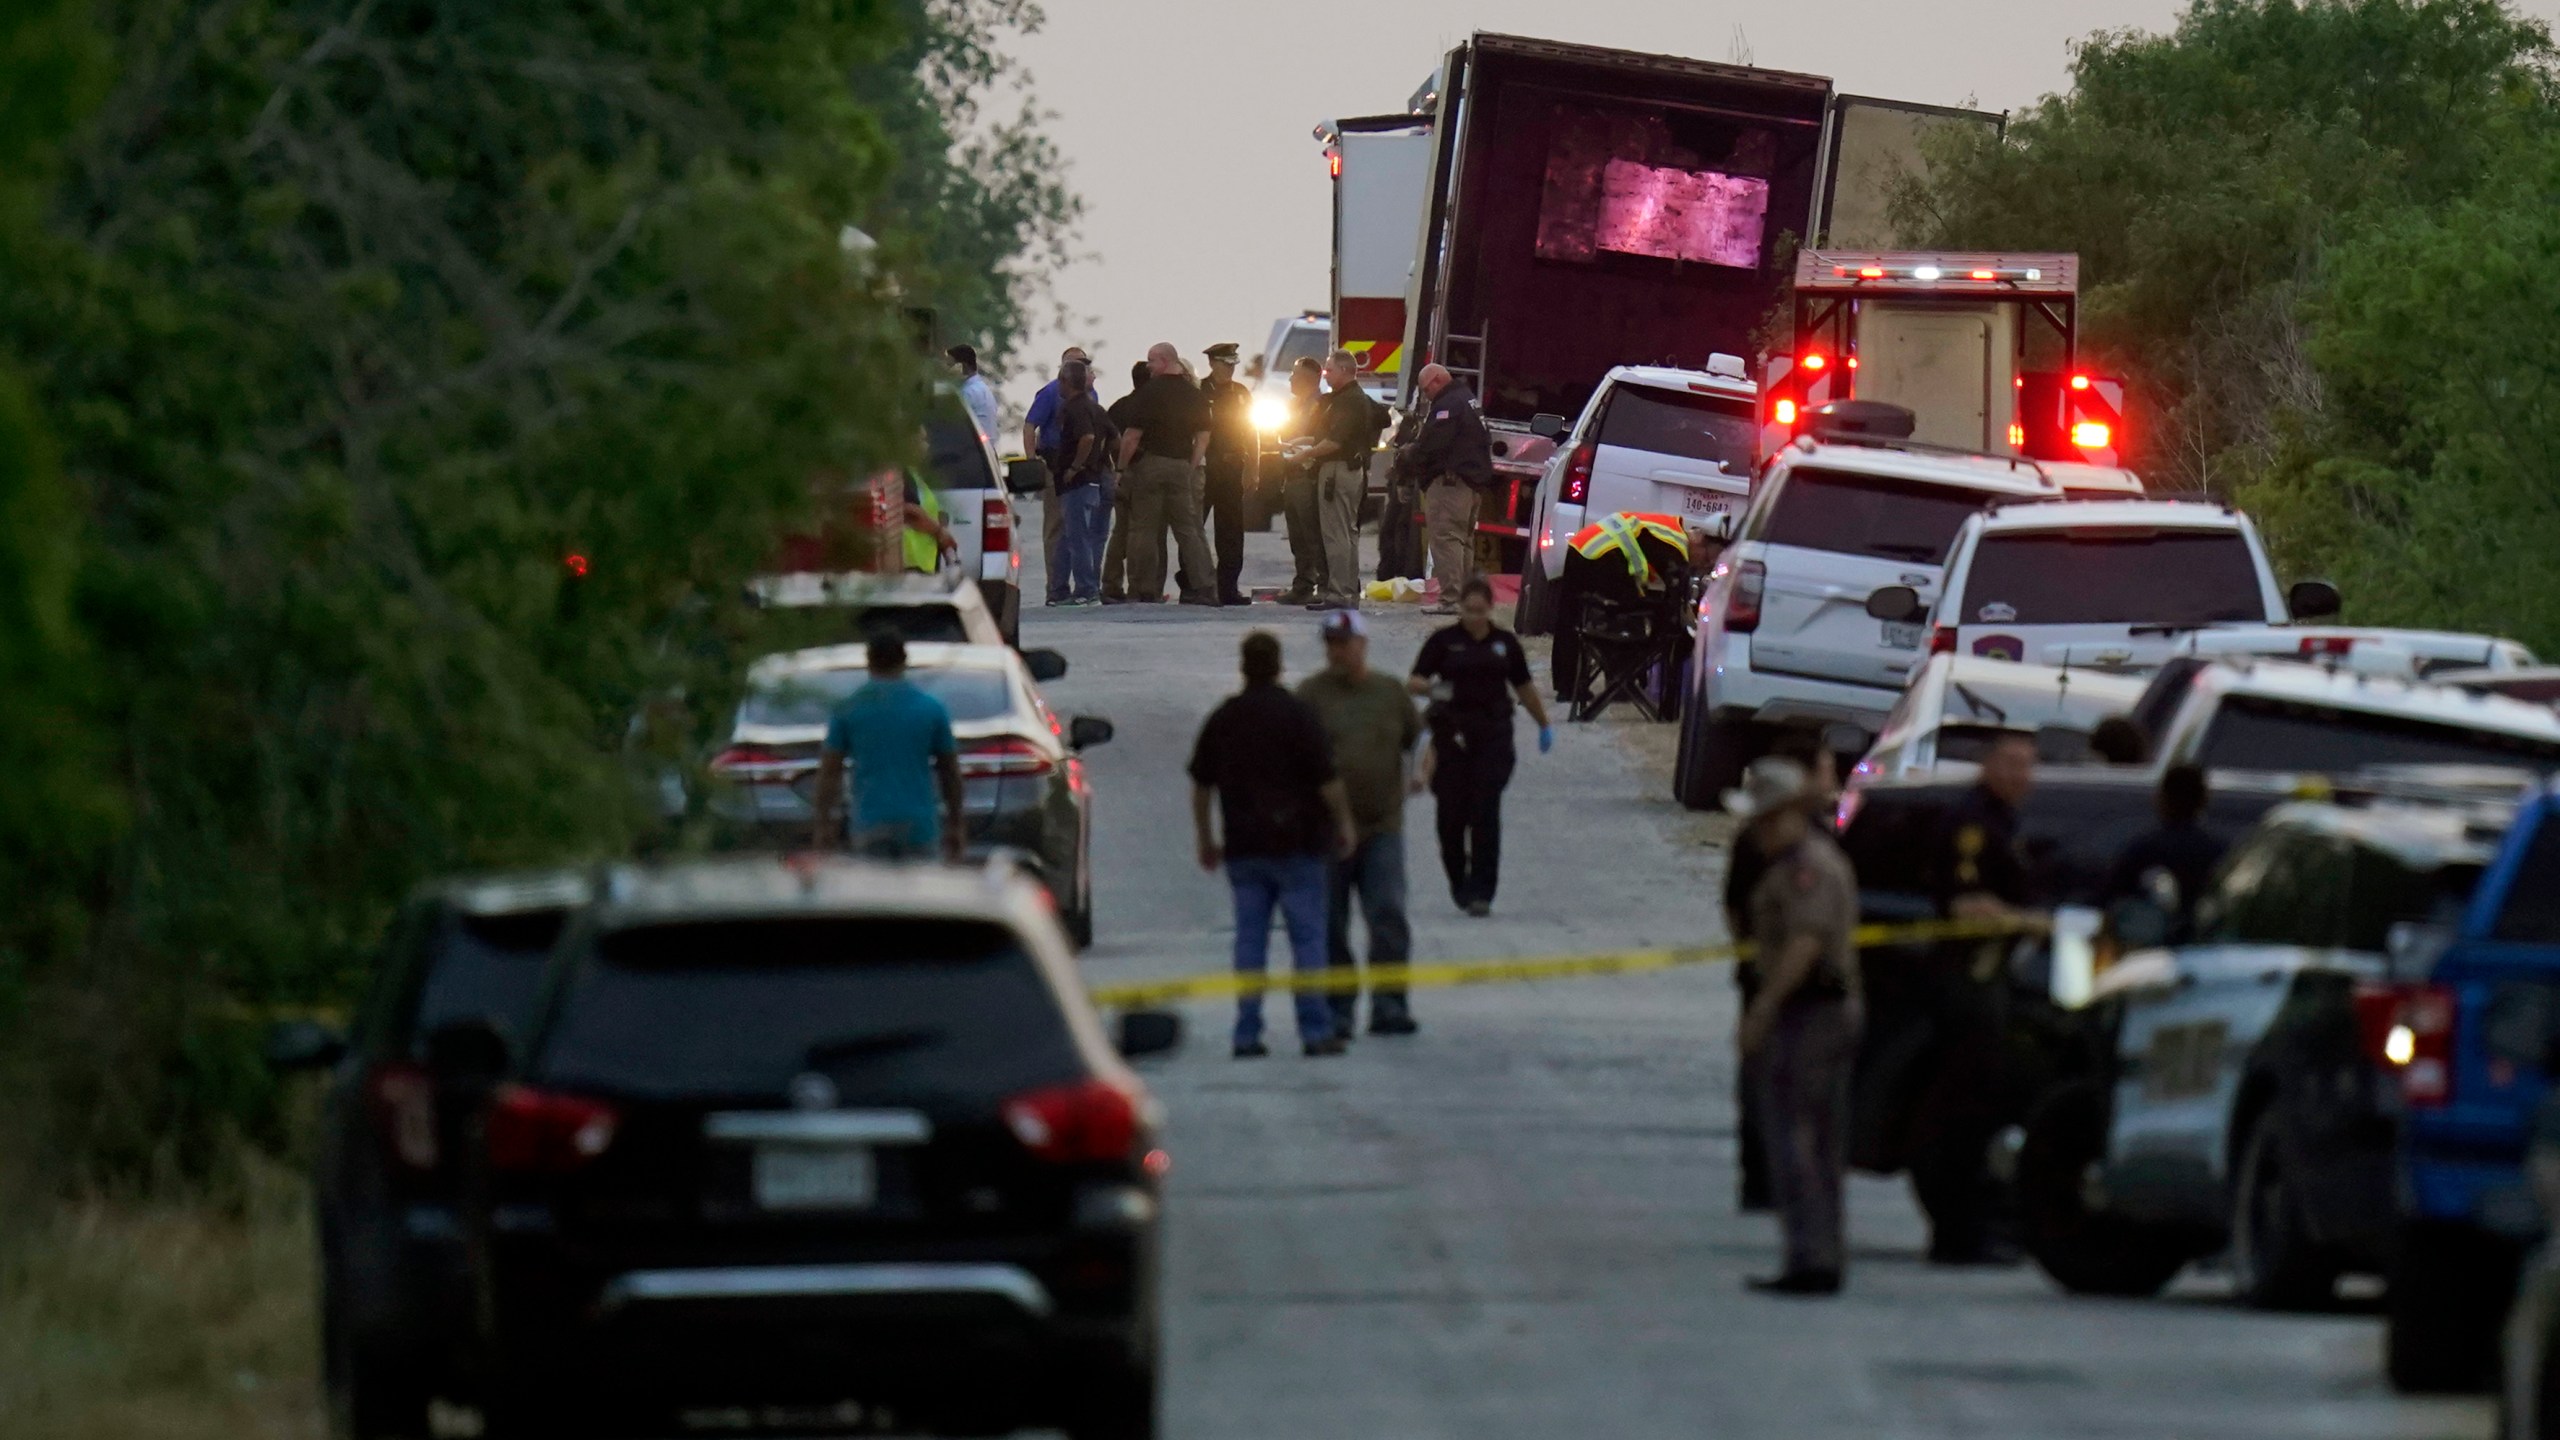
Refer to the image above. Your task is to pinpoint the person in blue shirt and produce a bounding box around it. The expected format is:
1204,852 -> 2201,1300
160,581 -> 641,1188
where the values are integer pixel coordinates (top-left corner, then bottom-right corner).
946,343 -> 1000,441
1020,345 -> 1090,606
809,634 -> 965,861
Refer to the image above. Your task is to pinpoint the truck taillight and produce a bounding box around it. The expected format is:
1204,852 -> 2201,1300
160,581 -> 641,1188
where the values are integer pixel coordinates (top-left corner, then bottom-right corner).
2072,420 -> 2113,450
2356,982 -> 2456,1107
1929,626 -> 1958,654
1561,442 -> 1595,505
365,1062 -> 438,1172
982,496 -> 1011,552
1004,1077 -> 1141,1163
1725,560 -> 1766,633
1773,398 -> 1799,428
486,1084 -> 620,1173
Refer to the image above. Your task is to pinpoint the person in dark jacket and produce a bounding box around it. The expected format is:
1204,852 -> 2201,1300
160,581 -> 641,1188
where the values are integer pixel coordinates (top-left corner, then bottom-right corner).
1404,363 -> 1493,614
2102,763 -> 2224,925
1723,729 -> 1840,1213
1098,360 -> 1151,603
1201,343 -> 1256,605
1049,360 -> 1113,604
1410,577 -> 1554,916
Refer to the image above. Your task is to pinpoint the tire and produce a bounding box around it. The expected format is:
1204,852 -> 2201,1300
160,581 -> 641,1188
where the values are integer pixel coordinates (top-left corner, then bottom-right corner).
1673,711 -> 1754,811
1547,574 -> 1582,698
1062,1357 -> 1158,1440
323,1279 -> 429,1440
2231,1116 -> 2340,1310
2391,1222 -> 2511,1393
2016,1082 -> 2189,1297
1516,559 -> 1556,637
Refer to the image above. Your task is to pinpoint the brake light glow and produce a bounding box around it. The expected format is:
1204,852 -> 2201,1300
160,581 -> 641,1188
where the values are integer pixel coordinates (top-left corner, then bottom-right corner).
2072,421 -> 2113,450
982,497 -> 1011,552
1326,151 -> 1341,178
486,1085 -> 619,1173
2298,636 -> 2357,658
2070,374 -> 2092,392
2007,423 -> 2026,449
1561,441 -> 1596,506
959,737 -> 1054,778
1773,399 -> 1798,427
1800,354 -> 1826,373
1929,626 -> 1958,654
563,553 -> 590,578
2357,982 -> 2456,1107
1725,560 -> 1767,633
365,1062 -> 438,1172
1004,1077 -> 1141,1163
710,744 -> 783,773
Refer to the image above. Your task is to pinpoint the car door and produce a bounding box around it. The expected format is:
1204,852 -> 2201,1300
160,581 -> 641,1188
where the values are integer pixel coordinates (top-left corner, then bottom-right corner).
1744,466 -> 1984,690
1584,383 -> 1756,527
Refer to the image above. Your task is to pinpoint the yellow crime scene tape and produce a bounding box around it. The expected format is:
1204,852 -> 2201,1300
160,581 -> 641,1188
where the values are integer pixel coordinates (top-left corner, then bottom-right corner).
1084,916 -> 2043,1009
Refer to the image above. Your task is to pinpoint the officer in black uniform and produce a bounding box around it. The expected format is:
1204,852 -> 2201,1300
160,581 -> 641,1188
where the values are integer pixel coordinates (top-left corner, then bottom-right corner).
1201,343 -> 1256,606
1911,728 -> 2038,1264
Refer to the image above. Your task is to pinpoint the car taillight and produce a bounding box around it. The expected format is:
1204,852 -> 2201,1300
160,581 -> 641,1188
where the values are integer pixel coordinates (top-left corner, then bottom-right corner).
982,496 -> 1011,552
959,737 -> 1054,777
1561,441 -> 1595,505
2357,982 -> 2456,1107
1929,626 -> 1958,654
486,1084 -> 620,1173
2299,636 -> 2356,658
710,744 -> 780,774
1003,1077 -> 1141,1163
1724,559 -> 1766,633
365,1061 -> 438,1172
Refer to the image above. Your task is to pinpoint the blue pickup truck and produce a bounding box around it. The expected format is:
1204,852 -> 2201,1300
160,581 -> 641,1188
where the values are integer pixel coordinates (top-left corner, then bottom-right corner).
2387,782 -> 2560,1392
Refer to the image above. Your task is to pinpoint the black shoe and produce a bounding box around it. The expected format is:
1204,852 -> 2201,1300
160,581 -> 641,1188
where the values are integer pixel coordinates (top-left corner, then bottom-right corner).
1221,592 -> 1253,606
1746,1270 -> 1841,1296
1303,1036 -> 1347,1057
1233,1039 -> 1269,1059
1463,900 -> 1492,918
1368,1011 -> 1418,1036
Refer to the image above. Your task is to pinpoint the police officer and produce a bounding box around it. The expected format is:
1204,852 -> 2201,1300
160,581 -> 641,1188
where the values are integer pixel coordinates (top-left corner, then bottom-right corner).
1402,363 -> 1494,614
1723,729 -> 1840,1214
1729,756 -> 1863,1296
1912,728 -> 2038,1264
1201,343 -> 1256,606
1276,357 -> 1328,604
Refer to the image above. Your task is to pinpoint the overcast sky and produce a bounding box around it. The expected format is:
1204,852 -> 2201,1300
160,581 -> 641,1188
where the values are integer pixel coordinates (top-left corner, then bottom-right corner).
992,0 -> 2560,416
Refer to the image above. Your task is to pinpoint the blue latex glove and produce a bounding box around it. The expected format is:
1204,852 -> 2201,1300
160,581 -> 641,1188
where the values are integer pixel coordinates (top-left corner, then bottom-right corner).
1538,724 -> 1556,755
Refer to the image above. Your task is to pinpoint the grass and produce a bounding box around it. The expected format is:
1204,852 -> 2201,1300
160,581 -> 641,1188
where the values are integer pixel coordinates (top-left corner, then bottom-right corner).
0,1152 -> 324,1439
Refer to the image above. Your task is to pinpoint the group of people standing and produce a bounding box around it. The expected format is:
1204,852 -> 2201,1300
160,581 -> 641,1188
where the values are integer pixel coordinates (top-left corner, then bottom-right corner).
1186,596 -> 1555,1056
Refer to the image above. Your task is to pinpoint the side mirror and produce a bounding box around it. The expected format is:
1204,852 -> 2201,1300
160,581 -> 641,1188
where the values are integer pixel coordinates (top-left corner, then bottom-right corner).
263,1017 -> 348,1072
1022,648 -> 1069,683
1865,585 -> 1923,623
1068,715 -> 1115,750
1003,457 -> 1050,497
2288,578 -> 2343,621
1529,412 -> 1569,441
1116,1009 -> 1183,1059
1702,513 -> 1738,544
423,1017 -> 512,1104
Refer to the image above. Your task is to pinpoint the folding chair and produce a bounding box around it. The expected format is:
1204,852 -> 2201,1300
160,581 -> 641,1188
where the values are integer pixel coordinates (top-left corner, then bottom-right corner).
1561,517 -> 1692,722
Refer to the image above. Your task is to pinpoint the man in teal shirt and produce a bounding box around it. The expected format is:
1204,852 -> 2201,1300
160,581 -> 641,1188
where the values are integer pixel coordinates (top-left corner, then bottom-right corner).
810,634 -> 965,860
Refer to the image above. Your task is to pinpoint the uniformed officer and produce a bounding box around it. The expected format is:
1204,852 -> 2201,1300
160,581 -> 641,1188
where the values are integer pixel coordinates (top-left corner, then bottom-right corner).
1912,728 -> 2038,1264
1723,729 -> 1840,1214
1729,756 -> 1863,1296
1401,363 -> 1493,614
1276,357 -> 1329,604
1201,343 -> 1256,606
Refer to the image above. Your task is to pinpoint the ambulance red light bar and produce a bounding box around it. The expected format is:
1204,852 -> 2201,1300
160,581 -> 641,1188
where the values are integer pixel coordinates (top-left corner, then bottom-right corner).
1796,251 -> 2078,296
1829,263 -> 2043,282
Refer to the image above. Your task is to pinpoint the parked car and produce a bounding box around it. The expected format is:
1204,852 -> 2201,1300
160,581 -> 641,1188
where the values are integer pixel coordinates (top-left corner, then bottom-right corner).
461,857 -> 1177,1438
2383,781 -> 2560,1392
1872,497 -> 2324,676
2015,797 -> 2502,1305
2498,1088 -> 2560,1436
2144,662 -> 2560,780
706,642 -> 1109,946
1847,653 -> 2150,793
2176,627 -> 2537,679
1672,435 -> 2060,807
2036,461 -> 2149,499
264,871 -> 594,1440
744,570 -> 1010,648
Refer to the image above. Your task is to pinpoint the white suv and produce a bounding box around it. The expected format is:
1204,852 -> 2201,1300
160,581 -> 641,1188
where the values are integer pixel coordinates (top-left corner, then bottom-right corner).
1527,358 -> 1758,584
1882,498 -> 2313,674
1672,437 -> 2059,807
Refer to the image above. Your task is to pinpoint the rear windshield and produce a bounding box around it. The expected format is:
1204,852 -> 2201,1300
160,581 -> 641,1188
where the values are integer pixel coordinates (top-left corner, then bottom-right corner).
1757,467 -> 1989,564
2197,696 -> 2560,775
412,909 -> 568,1044
1958,530 -> 2265,627
741,667 -> 1013,729
924,401 -> 996,492
843,604 -> 971,645
2493,819 -> 2560,945
1597,385 -> 1756,473
536,919 -> 1079,1099
1271,325 -> 1326,372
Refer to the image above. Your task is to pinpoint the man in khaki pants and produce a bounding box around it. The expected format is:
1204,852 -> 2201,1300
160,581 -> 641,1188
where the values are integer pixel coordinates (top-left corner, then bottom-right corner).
1115,342 -> 1218,604
1301,349 -> 1383,611
1405,363 -> 1493,615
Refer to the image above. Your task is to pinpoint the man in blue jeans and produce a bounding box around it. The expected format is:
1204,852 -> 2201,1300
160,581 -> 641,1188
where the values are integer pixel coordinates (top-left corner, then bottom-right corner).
1296,610 -> 1423,1036
1188,631 -> 1357,1058
810,633 -> 965,861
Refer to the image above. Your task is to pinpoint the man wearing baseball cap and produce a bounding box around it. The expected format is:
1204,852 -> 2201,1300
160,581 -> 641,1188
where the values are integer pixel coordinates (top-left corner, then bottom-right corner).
1296,609 -> 1425,1035
1727,756 -> 1863,1296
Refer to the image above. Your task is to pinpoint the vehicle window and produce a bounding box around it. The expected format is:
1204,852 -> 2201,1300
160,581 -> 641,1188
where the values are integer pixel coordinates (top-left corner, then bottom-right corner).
1933,723 -> 2025,765
2341,850 -> 2484,953
536,919 -> 1080,1099
844,603 -> 971,644
2130,658 -> 2208,742
1957,531 -> 2266,626
410,908 -> 570,1045
2477,677 -> 2560,705
924,400 -> 996,492
2197,696 -> 2560,774
1595,386 -> 1756,472
741,667 -> 1014,729
1271,325 -> 1327,373
1754,467 -> 1988,564
2200,830 -> 2303,945
2493,818 -> 2560,944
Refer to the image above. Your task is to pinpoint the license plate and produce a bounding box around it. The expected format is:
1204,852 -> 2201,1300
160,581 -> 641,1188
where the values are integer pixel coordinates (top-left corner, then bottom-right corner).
753,1145 -> 877,1210
1881,621 -> 1924,650
1678,490 -> 1735,517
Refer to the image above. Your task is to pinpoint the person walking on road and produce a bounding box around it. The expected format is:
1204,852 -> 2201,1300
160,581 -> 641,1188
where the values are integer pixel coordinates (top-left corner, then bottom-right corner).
1403,363 -> 1494,614
1298,610 -> 1423,1037
1190,632 -> 1357,1058
810,633 -> 965,862
1117,343 -> 1219,605
1022,345 -> 1090,607
1729,756 -> 1864,1297
1304,349 -> 1386,612
1411,577 -> 1553,916
1099,360 -> 1150,603
1049,359 -> 1114,605
948,343 -> 1000,442
1201,342 -> 1257,606
1277,356 -> 1329,604
1723,728 -> 1841,1214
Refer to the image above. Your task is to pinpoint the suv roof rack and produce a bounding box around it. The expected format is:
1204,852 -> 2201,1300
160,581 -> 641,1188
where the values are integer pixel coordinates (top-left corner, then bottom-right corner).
1794,430 -> 2049,481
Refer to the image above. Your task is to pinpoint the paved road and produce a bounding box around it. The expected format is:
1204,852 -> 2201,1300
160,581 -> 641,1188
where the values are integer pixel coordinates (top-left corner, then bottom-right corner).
1021,512 -> 2490,1440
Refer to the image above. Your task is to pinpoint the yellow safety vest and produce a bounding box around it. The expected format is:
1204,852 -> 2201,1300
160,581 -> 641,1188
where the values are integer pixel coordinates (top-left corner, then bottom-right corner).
903,476 -> 947,573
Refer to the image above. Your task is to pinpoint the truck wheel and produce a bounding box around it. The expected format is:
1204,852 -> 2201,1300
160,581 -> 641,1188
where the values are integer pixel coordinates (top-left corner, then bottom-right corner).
2231,1118 -> 2340,1310
2390,1222 -> 2511,1392
1516,560 -> 1556,637
2016,1082 -> 2188,1297
1673,711 -> 1753,811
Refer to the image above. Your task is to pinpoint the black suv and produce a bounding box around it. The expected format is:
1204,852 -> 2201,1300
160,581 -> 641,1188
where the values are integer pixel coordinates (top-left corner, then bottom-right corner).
266,870 -> 592,1440
464,857 -> 1174,1438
